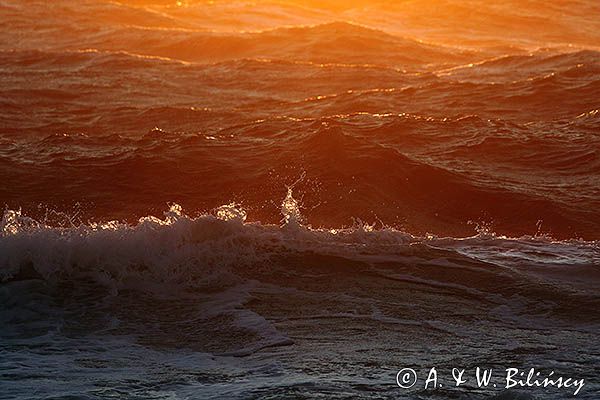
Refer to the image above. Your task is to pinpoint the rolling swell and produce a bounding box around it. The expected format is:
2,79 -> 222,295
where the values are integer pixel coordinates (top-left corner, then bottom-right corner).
0,44 -> 600,239
1,112 -> 599,239
1,1 -> 599,284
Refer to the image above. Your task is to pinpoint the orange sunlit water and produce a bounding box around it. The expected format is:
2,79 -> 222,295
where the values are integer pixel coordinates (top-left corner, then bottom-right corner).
1,0 -> 599,238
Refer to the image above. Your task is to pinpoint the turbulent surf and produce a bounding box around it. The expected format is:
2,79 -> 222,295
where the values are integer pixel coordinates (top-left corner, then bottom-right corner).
1,1 -> 599,399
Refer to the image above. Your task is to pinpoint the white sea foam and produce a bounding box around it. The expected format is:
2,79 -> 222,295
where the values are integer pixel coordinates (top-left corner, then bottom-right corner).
1,190 -> 598,294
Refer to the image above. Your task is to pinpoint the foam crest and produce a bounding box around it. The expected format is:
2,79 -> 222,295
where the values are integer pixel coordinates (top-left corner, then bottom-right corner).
1,188 -> 598,295
0,188 -> 415,290
0,203 -> 266,290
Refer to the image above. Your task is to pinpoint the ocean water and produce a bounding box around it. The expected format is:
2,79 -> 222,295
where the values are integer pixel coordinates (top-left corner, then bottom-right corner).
1,1 -> 599,399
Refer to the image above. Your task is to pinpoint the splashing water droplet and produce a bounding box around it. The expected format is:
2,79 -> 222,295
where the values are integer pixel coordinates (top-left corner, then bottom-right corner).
215,203 -> 247,222
164,203 -> 183,223
1,208 -> 39,235
281,188 -> 302,227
